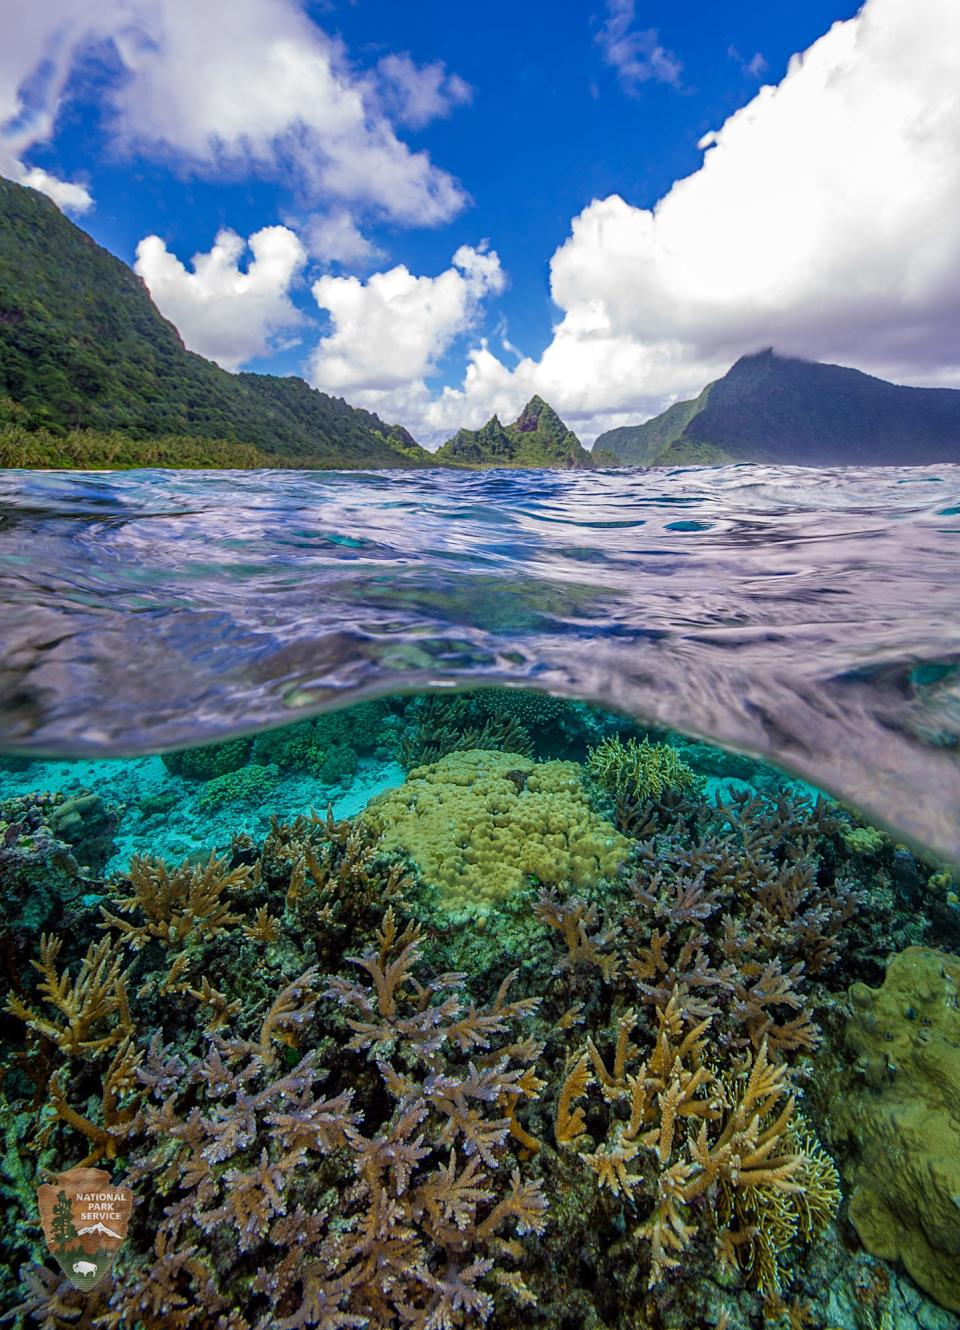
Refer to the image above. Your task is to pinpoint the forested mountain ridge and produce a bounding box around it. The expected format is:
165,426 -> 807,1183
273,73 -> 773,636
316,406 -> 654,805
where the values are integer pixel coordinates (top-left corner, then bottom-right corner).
596,350 -> 960,466
0,176 -> 435,469
434,396 -> 600,468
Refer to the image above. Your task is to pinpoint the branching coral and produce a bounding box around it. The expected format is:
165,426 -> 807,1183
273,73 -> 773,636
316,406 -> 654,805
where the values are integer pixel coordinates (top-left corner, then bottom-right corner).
71,915 -> 549,1330
533,789 -> 866,1058
5,933 -> 133,1056
2,752 -> 894,1330
394,693 -> 535,770
263,808 -> 415,964
99,851 -> 256,950
553,996 -> 838,1294
586,735 -> 705,804
532,890 -> 620,982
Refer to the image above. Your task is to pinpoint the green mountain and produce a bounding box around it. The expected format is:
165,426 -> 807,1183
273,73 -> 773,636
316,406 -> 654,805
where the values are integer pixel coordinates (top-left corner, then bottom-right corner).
0,176 -> 434,469
434,395 -> 597,468
596,350 -> 960,467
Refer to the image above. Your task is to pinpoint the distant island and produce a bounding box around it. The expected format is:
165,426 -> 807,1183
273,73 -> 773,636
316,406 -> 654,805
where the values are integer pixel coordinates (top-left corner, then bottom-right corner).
596,350 -> 960,467
434,396 -> 619,470
3,177 -> 960,471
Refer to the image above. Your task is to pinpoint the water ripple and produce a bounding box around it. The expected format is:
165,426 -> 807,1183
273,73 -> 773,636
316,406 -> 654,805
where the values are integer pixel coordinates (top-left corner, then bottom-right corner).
1,464 -> 959,860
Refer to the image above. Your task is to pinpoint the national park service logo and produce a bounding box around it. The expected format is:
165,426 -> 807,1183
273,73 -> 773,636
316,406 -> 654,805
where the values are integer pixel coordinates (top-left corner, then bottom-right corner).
37,1166 -> 133,1291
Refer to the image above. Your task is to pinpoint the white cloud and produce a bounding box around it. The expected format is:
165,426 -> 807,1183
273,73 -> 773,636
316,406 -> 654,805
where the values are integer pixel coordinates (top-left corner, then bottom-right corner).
304,209 -> 385,268
596,0 -> 682,94
416,0 -> 960,444
308,244 -> 505,415
0,0 -> 467,229
0,2 -> 106,213
375,53 -> 472,129
134,226 -> 307,371
18,165 -> 93,214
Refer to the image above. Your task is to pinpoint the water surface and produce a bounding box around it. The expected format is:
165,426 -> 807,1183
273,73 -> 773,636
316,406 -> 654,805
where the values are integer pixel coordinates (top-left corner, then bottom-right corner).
1,463 -> 959,858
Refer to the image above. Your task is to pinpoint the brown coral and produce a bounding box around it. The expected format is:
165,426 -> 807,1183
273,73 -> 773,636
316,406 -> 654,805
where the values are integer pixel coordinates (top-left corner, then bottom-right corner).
99,851 -> 255,950
553,996 -> 838,1292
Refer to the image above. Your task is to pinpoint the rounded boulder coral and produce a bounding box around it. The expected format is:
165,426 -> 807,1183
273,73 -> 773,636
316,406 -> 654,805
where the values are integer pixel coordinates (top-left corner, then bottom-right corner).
361,749 -> 631,912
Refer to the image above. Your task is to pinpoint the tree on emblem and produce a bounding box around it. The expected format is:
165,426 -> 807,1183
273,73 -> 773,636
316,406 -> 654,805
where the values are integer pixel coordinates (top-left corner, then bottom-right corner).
51,1190 -> 79,1252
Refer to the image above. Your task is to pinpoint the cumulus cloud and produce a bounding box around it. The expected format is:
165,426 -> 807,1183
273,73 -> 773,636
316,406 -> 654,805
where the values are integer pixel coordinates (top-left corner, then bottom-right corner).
0,0 -> 466,228
596,0 -> 683,94
418,0 -> 960,444
134,226 -> 307,371
308,244 -> 505,416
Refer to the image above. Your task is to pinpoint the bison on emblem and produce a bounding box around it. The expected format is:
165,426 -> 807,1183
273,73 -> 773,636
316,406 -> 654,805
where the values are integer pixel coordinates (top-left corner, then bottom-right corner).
37,1166 -> 133,1291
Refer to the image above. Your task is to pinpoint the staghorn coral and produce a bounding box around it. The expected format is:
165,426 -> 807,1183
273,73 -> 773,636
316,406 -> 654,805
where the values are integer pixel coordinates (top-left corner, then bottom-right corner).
262,808 -> 415,964
532,789 -> 868,1059
56,916 -> 547,1330
553,996 -> 839,1295
5,933 -> 133,1057
99,850 -> 256,950
362,748 -> 631,912
44,1034 -> 144,1164
532,890 -> 620,983
3,738 -> 935,1330
833,946 -> 960,1313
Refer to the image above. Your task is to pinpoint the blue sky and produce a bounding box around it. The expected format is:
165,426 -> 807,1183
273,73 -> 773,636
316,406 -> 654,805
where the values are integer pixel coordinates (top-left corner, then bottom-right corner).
2,0 -> 958,443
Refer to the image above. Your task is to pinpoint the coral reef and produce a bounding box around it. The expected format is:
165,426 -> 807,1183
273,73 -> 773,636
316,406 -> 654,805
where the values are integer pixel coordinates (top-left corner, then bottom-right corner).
4,877 -> 549,1328
197,762 -> 280,812
554,997 -> 839,1297
474,687 -> 570,728
162,701 -> 395,794
361,748 -> 631,911
394,693 -> 535,770
0,791 -> 118,963
1,695 -> 956,1330
161,736 -> 251,781
833,946 -> 960,1313
587,735 -> 706,805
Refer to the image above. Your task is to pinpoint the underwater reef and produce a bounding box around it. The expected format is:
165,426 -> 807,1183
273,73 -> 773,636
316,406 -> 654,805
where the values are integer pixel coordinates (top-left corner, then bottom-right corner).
1,694 -> 959,1330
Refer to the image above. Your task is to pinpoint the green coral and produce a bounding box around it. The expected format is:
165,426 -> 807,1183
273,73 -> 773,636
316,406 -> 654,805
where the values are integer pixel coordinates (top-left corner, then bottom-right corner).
197,763 -> 280,812
835,946 -> 960,1312
474,686 -> 569,728
839,823 -> 888,855
161,736 -> 251,781
585,735 -> 705,802
361,748 -> 631,912
249,701 -> 390,780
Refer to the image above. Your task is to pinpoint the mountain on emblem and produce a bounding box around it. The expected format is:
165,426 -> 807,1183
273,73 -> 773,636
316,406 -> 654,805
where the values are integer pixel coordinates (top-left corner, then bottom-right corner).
36,1166 -> 134,1291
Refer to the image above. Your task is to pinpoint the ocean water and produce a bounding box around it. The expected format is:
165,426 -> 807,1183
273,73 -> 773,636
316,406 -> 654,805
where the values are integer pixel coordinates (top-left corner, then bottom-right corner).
1,463 -> 960,856
2,464 -> 960,1330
